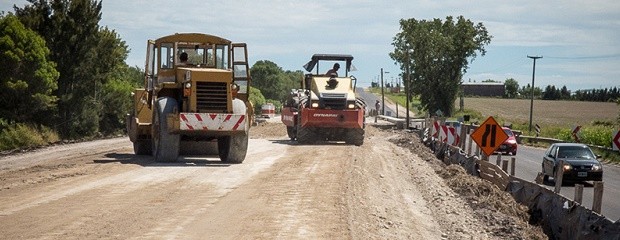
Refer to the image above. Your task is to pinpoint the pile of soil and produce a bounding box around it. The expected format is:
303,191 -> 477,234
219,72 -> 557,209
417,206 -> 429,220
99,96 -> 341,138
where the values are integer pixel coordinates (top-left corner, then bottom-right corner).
246,120 -> 548,239
389,129 -> 548,239
249,122 -> 287,139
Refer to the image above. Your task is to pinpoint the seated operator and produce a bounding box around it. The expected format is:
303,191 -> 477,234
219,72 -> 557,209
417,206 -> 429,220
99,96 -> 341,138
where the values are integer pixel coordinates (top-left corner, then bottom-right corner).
179,52 -> 189,65
325,63 -> 340,77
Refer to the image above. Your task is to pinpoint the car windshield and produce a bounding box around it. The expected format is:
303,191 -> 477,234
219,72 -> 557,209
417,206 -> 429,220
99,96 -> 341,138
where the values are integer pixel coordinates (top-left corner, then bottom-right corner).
503,129 -> 513,137
556,146 -> 595,159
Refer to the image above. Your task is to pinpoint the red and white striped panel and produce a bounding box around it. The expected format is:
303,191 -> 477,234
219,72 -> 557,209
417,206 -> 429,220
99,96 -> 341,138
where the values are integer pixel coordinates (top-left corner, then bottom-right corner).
179,113 -> 247,131
439,125 -> 448,142
432,121 -> 440,138
439,125 -> 460,146
448,127 -> 460,146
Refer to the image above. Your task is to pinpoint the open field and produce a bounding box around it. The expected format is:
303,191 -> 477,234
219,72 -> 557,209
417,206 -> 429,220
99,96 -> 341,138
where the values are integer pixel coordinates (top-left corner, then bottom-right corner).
460,97 -> 618,127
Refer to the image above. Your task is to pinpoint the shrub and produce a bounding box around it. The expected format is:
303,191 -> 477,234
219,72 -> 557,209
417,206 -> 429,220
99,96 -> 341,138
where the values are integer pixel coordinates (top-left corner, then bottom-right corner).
579,126 -> 613,147
552,126 -> 613,147
0,123 -> 59,151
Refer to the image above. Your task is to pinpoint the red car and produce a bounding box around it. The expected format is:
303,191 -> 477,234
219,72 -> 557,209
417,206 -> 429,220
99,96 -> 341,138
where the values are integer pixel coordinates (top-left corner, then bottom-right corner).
497,127 -> 518,155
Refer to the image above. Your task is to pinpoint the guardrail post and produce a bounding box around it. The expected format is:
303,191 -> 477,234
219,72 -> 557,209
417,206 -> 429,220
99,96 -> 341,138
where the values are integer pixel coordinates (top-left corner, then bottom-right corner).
574,184 -> 583,204
496,153 -> 502,166
431,116 -> 437,138
510,157 -> 516,176
467,129 -> 474,156
535,172 -> 544,184
501,159 -> 509,172
459,125 -> 467,149
554,160 -> 565,193
592,181 -> 604,214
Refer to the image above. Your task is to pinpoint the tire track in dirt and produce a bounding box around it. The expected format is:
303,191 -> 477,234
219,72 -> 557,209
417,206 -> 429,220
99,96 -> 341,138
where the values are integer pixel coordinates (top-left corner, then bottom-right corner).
181,143 -> 351,239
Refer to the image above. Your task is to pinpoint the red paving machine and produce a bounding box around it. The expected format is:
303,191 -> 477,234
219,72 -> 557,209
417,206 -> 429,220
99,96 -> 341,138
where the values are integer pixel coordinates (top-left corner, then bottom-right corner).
281,54 -> 366,145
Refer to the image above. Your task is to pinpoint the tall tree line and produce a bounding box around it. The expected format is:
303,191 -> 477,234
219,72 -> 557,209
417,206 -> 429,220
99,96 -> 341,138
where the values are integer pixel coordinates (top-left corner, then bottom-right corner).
474,77 -> 618,103
572,87 -> 620,102
2,0 -> 141,139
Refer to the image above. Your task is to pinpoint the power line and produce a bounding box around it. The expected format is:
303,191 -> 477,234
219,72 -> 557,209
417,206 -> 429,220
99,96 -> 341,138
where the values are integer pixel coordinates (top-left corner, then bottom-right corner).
467,58 -> 527,75
545,54 -> 620,60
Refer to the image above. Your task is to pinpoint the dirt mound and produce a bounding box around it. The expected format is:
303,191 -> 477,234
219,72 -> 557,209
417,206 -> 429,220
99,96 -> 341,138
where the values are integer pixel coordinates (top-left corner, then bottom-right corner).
250,122 -> 287,139
390,130 -> 548,240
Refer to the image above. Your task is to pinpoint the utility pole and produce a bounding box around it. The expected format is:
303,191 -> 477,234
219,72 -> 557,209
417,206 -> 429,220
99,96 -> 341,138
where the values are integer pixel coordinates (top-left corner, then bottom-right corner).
381,68 -> 384,115
527,55 -> 542,133
405,50 -> 411,129
381,68 -> 389,115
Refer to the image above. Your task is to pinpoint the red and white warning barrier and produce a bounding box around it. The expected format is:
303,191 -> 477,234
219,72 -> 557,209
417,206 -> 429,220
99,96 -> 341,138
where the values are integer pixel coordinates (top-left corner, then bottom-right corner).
438,125 -> 460,146
261,103 -> 276,118
432,121 -> 440,138
180,113 -> 246,131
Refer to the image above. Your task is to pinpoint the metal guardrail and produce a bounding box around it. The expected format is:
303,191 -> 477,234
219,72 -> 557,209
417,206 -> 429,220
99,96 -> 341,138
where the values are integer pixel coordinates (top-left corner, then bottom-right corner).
376,115 -> 405,129
417,134 -> 619,238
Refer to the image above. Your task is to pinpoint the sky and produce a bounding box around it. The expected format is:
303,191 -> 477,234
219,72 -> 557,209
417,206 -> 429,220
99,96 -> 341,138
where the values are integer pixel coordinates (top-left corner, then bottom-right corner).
2,0 -> 619,91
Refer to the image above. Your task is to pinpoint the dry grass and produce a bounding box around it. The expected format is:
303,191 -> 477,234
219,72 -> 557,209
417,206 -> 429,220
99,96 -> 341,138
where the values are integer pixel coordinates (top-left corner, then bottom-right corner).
460,98 -> 619,127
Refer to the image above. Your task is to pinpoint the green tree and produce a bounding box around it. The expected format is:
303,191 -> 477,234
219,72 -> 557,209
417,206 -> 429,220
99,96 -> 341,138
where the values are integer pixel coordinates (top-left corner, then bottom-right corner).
93,27 -> 132,134
504,78 -> 519,98
560,85 -> 570,100
283,70 -> 304,92
16,0 -> 130,138
248,86 -> 266,114
390,16 -> 492,116
250,60 -> 298,103
616,98 -> 620,127
519,84 -> 542,99
0,13 -> 59,126
99,65 -> 142,135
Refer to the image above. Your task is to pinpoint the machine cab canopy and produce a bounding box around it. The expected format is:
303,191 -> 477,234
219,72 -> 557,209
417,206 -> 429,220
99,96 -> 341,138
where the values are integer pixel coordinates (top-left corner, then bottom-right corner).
151,33 -> 233,70
145,33 -> 251,95
303,54 -> 355,77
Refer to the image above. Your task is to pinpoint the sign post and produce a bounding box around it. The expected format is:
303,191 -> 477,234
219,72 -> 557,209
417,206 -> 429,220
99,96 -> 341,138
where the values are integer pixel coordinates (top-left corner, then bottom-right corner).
613,130 -> 620,151
470,116 -> 509,157
572,125 -> 582,142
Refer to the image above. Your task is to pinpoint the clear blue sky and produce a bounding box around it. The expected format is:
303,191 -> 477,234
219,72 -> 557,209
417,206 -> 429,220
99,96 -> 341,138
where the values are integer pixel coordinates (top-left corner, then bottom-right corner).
2,0 -> 619,91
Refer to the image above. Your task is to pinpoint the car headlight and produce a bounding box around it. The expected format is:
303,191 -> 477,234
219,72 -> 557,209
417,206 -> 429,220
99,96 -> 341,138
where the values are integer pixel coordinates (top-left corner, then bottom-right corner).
311,102 -> 319,108
592,164 -> 602,171
507,139 -> 517,145
563,164 -> 572,171
348,103 -> 355,109
184,82 -> 192,89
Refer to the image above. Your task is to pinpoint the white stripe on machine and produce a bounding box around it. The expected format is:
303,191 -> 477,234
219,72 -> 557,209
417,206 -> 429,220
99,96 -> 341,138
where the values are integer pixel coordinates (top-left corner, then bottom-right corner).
180,113 -> 246,131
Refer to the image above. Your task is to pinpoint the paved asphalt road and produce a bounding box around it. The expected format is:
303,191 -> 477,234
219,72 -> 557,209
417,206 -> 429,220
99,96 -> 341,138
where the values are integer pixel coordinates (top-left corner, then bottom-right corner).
356,88 -> 619,222
513,145 -> 620,222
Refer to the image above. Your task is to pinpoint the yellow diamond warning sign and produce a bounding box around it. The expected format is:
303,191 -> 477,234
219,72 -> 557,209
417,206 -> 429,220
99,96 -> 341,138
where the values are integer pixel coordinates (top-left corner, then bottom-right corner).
471,116 -> 509,157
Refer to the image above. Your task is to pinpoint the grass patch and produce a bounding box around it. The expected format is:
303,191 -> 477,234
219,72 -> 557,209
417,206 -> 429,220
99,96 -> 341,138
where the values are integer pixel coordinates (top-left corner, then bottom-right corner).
367,87 -> 424,115
457,97 -> 620,163
0,123 -> 60,151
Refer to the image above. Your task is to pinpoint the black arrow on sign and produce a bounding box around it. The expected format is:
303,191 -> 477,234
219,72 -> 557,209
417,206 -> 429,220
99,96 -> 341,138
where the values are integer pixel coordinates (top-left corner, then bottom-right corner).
481,124 -> 497,147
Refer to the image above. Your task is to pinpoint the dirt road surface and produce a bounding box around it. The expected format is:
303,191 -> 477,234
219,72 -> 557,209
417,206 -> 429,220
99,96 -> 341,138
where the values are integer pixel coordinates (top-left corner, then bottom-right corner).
0,119 -> 546,239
